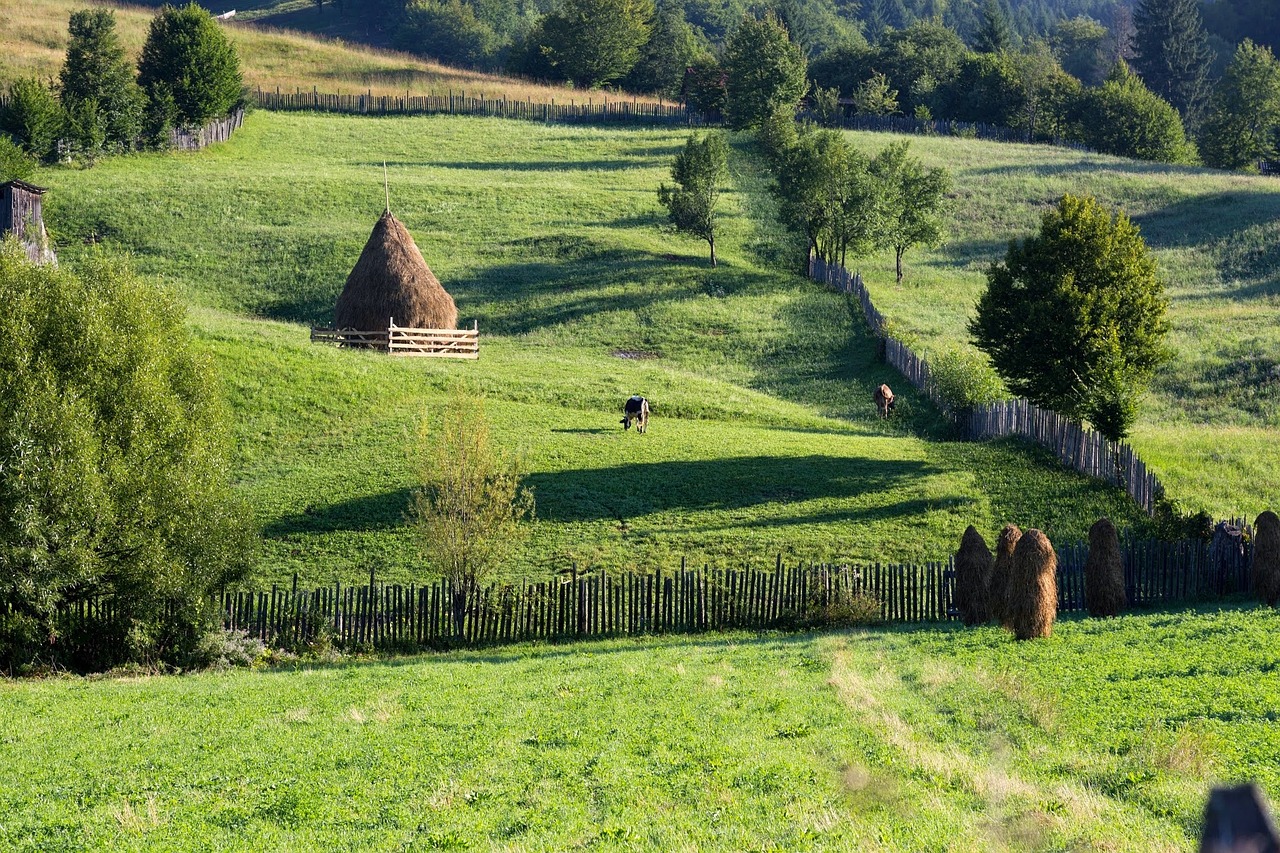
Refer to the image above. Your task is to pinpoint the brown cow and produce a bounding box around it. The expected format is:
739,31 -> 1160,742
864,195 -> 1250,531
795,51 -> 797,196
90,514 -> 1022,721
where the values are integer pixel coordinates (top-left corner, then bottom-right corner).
873,384 -> 896,418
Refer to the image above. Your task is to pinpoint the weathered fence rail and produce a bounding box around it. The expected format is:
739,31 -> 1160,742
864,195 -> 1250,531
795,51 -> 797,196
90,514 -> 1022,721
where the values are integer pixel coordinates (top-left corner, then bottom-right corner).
168,108 -> 244,150
251,87 -> 704,126
50,534 -> 1254,654
311,322 -> 479,358
810,256 -> 1166,513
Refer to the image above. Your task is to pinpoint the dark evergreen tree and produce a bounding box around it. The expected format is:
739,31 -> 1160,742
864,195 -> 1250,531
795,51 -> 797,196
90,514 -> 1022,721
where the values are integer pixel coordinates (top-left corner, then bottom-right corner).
59,9 -> 145,149
138,3 -> 243,129
0,78 -> 64,161
973,0 -> 1013,54
1131,0 -> 1214,130
626,0 -> 705,97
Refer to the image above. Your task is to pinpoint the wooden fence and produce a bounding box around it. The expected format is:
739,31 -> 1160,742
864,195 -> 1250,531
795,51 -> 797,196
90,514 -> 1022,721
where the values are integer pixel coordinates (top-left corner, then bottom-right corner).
49,533 -> 1254,654
311,321 -> 479,359
810,256 -> 1165,513
168,109 -> 244,150
251,87 -> 704,126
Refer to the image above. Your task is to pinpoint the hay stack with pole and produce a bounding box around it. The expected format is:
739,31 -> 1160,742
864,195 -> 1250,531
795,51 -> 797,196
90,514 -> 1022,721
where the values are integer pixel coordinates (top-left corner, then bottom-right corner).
1007,529 -> 1057,640
1084,517 -> 1126,617
990,524 -> 1022,627
333,210 -> 458,333
1254,511 -> 1280,606
954,525 -> 994,625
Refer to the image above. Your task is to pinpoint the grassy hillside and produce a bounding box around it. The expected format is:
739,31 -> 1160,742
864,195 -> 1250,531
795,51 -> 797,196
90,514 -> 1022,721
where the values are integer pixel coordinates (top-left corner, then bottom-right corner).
6,605 -> 1279,850
842,133 -> 1280,518
1,0 -> 656,103
31,112 -> 1146,584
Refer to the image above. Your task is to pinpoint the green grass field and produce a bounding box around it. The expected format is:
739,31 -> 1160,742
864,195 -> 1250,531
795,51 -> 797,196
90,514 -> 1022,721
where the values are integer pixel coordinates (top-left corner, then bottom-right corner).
31,112 -> 1156,585
841,133 -> 1280,517
5,605 -> 1278,850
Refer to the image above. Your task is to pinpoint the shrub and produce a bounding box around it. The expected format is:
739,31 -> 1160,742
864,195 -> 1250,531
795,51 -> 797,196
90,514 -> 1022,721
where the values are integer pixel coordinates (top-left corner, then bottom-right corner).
138,3 -> 243,128
1007,529 -> 1057,640
0,241 -> 253,672
989,524 -> 1021,626
954,525 -> 993,625
1253,511 -> 1280,606
0,77 -> 64,160
0,137 -> 36,183
929,346 -> 1005,410
1084,517 -> 1126,617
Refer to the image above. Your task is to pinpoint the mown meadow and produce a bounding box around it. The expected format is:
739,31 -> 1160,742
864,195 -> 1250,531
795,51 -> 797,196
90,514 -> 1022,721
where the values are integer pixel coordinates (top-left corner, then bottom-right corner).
33,111 -> 1153,585
4,605 -> 1278,850
841,133 -> 1280,517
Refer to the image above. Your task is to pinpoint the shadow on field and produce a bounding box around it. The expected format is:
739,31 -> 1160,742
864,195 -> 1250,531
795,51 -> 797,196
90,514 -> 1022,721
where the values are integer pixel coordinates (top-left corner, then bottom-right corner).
361,159 -> 645,173
265,489 -> 415,537
523,454 -> 938,523
1132,190 -> 1280,252
963,157 -> 1210,181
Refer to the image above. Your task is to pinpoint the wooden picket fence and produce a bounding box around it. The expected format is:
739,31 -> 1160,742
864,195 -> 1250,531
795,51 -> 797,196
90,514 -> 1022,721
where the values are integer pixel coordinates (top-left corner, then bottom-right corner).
48,531 -> 1255,654
252,87 -> 704,126
168,109 -> 244,150
310,321 -> 479,359
810,256 -> 1166,513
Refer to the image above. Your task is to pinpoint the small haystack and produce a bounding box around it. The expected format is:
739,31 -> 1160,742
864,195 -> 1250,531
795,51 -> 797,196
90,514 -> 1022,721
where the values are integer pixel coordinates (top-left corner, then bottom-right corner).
1084,517 -> 1126,618
334,210 -> 458,331
1007,529 -> 1057,640
990,524 -> 1022,627
954,525 -> 994,625
1253,511 -> 1280,606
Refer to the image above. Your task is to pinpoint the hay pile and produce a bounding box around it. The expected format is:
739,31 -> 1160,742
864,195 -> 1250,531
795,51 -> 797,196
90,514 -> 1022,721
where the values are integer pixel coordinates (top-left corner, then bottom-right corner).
954,525 -> 993,625
1084,517 -> 1126,618
1007,529 -> 1057,640
1254,511 -> 1280,606
334,211 -> 458,331
990,524 -> 1022,627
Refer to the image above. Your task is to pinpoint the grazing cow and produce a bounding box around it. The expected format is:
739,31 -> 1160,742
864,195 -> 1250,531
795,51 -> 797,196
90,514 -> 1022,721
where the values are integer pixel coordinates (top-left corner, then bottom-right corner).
873,384 -> 896,418
621,395 -> 650,433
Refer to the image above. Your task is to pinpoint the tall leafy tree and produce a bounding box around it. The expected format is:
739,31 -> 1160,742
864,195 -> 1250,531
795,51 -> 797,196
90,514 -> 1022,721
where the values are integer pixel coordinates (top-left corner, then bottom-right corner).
536,0 -> 654,88
138,3 -> 243,129
970,194 -> 1172,441
1199,40 -> 1280,171
59,9 -> 145,148
973,0 -> 1013,54
1076,61 -> 1197,164
871,140 -> 950,284
1051,15 -> 1111,86
723,13 -> 808,130
395,0 -> 500,70
0,243 -> 253,672
1131,0 -> 1214,130
626,0 -> 705,98
658,132 -> 729,266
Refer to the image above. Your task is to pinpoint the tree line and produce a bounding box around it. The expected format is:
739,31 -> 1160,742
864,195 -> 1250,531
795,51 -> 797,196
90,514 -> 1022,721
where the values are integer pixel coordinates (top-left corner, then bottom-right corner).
0,3 -> 243,173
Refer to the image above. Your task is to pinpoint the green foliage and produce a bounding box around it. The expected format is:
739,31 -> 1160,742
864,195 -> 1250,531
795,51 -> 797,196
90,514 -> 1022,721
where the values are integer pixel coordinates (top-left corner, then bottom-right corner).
58,9 -> 145,149
0,138 -> 36,184
872,19 -> 968,116
970,194 -> 1172,441
1050,14 -> 1111,86
138,3 -> 243,129
658,131 -> 728,265
849,71 -> 899,116
929,346 -> 1006,409
0,241 -> 252,672
534,0 -> 655,88
411,387 -> 534,639
395,0 -> 501,70
808,83 -> 841,127
1131,0 -> 1214,130
723,13 -> 808,130
871,140 -> 950,284
1199,40 -> 1280,171
682,55 -> 727,114
972,0 -> 1014,53
0,78 -> 63,161
1075,62 -> 1198,164
626,0 -> 707,97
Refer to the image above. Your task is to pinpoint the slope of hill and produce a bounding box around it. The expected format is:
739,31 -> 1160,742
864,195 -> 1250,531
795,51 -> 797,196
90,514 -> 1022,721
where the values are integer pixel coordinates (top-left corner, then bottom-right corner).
1,0 -> 649,103
841,131 -> 1280,518
31,111 -> 1148,584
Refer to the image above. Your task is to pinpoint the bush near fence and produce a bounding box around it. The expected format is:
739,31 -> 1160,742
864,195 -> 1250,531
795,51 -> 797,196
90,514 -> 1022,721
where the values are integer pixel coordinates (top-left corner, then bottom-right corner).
43,530 -> 1255,660
810,255 -> 1165,513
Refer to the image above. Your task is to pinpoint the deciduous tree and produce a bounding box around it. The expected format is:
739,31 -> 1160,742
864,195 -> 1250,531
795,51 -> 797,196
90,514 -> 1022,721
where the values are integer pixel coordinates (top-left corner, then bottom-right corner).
535,0 -> 654,88
1075,62 -> 1197,164
658,132 -> 729,266
723,13 -> 807,130
1199,40 -> 1280,171
969,194 -> 1172,440
871,140 -> 950,284
0,78 -> 63,161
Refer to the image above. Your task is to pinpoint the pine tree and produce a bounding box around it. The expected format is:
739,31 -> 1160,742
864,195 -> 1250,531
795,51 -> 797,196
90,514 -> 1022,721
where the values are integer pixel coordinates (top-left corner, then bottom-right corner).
973,0 -> 1013,54
59,9 -> 145,149
1131,0 -> 1214,131
138,3 -> 243,129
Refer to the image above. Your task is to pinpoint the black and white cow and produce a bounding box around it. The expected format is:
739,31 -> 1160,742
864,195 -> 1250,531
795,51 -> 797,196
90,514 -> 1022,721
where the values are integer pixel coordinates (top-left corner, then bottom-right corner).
621,395 -> 650,433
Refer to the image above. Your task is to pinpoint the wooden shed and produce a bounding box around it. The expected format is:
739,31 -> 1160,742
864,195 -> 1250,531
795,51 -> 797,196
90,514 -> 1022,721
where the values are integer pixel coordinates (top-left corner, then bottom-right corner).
1,179 -> 56,265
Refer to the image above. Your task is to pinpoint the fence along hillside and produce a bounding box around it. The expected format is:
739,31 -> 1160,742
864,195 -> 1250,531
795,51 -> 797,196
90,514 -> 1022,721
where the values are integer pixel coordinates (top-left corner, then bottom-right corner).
252,87 -> 705,125
49,531 -> 1253,658
809,256 -> 1165,513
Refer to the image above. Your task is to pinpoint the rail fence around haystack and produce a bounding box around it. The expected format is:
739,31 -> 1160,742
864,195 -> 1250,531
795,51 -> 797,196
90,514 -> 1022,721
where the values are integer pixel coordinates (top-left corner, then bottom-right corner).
252,87 -> 705,126
810,256 -> 1164,513
52,534 -> 1255,652
310,321 -> 479,359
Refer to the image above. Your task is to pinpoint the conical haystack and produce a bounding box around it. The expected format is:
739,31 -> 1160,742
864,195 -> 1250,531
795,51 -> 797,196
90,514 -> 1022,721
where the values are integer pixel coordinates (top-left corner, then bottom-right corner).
334,211 -> 458,331
954,525 -> 994,626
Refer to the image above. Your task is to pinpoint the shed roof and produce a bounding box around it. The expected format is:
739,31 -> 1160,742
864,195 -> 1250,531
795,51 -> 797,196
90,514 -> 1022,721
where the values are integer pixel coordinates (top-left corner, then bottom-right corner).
2,179 -> 48,195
